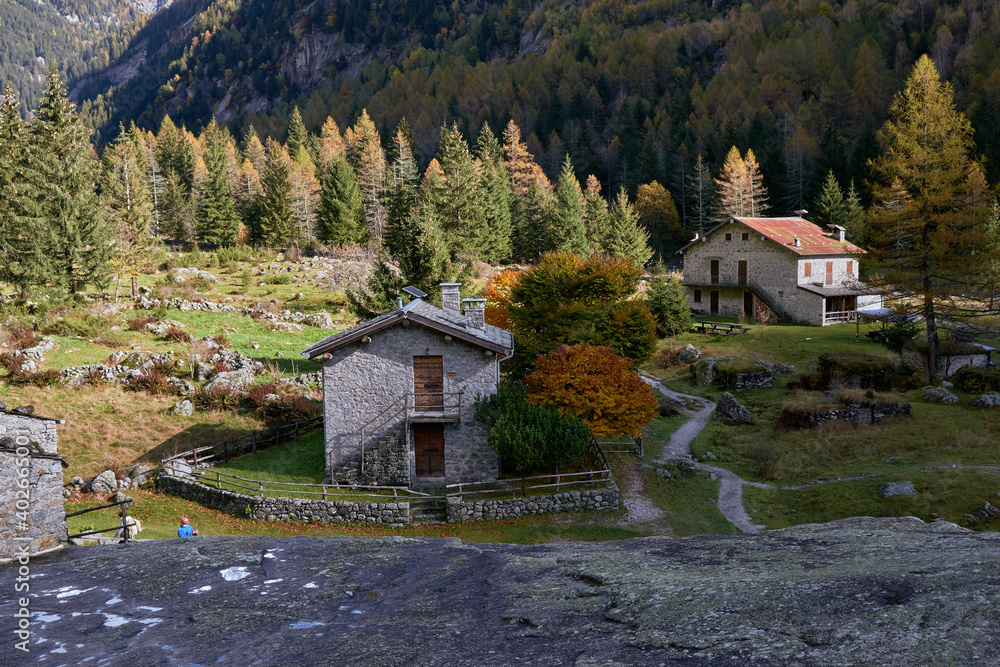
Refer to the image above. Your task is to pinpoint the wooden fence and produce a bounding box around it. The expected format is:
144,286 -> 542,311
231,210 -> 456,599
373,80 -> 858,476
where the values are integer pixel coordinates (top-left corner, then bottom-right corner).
593,434 -> 643,456
162,414 -> 324,468
66,498 -> 136,542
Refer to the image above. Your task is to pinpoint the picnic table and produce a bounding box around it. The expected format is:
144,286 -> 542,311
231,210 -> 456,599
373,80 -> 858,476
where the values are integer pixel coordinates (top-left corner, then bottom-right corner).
694,321 -> 750,336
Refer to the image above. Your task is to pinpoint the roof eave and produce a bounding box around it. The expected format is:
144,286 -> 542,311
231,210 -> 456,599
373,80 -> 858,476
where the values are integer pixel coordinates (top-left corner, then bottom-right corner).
302,311 -> 405,359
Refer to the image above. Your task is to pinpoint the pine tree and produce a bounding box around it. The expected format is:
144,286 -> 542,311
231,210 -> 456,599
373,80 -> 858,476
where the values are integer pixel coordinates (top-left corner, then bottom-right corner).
33,67 -> 109,294
813,170 -> 846,229
286,107 -> 308,158
436,122 -> 487,260
234,157 -> 263,244
646,273 -> 693,337
713,146 -> 747,220
350,111 -> 387,245
103,126 -> 156,300
744,148 -> 768,217
317,154 -> 366,245
602,187 -> 652,268
583,175 -> 608,252
384,130 -> 420,260
242,126 -> 267,177
517,179 -> 554,263
318,116 -> 346,170
289,153 -> 320,242
156,116 -> 196,192
258,138 -> 297,248
475,123 -> 513,264
0,86 -> 50,297
195,118 -> 241,245
843,181 -> 867,246
549,154 -> 588,255
686,154 -> 714,235
869,55 -> 994,376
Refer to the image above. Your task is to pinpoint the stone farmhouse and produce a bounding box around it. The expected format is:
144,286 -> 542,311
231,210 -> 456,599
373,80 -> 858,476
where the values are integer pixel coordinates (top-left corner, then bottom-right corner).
677,216 -> 883,326
0,407 -> 67,563
302,283 -> 513,490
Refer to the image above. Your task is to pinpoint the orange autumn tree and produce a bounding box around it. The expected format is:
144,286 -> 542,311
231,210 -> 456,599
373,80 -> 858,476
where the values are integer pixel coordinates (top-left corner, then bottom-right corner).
524,344 -> 658,437
483,268 -> 521,330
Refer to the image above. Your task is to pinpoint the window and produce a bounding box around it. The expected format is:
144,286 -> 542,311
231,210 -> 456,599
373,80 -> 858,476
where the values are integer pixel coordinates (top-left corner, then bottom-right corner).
847,260 -> 853,275
742,232 -> 749,241
778,291 -> 784,298
693,289 -> 702,303
725,233 -> 732,241
804,263 -> 811,278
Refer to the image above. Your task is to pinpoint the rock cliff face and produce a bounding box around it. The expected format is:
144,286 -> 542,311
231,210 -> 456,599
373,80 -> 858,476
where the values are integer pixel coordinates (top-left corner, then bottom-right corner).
1,517 -> 997,665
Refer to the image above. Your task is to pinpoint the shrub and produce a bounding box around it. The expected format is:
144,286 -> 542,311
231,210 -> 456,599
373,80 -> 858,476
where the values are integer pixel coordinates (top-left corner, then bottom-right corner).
817,352 -> 895,390
164,326 -> 192,343
246,381 -> 280,409
127,316 -> 158,332
40,309 -> 117,339
652,344 -> 685,368
260,273 -> 292,285
744,442 -> 782,480
952,365 -> 1000,394
592,299 -> 658,365
240,268 -> 252,292
127,369 -> 180,395
7,323 -> 37,350
214,333 -> 230,349
260,394 -> 321,427
475,382 -> 591,475
193,385 -> 243,412
215,245 -> 257,264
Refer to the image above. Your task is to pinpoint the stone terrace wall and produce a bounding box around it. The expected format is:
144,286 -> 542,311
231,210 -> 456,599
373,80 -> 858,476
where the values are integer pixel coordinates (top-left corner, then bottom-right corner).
0,414 -> 66,561
445,482 -> 619,523
159,473 -> 410,526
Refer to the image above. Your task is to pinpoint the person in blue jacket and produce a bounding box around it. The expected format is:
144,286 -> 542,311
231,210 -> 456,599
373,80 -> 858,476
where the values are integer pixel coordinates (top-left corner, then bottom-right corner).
177,516 -> 199,538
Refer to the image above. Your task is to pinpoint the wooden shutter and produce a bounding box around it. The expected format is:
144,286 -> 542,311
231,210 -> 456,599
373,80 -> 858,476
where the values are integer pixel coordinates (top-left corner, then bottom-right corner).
738,260 -> 747,286
825,261 -> 834,285
413,356 -> 444,411
804,262 -> 811,278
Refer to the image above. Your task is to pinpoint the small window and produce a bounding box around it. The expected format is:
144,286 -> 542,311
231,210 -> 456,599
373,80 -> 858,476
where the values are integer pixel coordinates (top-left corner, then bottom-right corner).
778,291 -> 784,298
741,232 -> 749,241
693,289 -> 702,303
804,263 -> 811,278
847,260 -> 854,275
725,233 -> 732,241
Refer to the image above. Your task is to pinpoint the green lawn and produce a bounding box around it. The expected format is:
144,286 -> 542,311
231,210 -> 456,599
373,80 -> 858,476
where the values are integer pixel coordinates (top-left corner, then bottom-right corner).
743,468 -> 1000,531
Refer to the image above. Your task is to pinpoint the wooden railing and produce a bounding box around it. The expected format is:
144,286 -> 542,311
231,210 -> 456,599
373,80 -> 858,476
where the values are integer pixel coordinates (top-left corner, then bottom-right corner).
163,414 -> 324,469
824,310 -> 857,324
66,498 -> 136,542
162,463 -> 435,501
594,434 -> 643,456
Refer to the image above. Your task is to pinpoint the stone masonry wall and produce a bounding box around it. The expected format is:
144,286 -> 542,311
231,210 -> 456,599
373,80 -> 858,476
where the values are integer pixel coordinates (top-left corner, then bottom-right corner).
159,473 -> 411,525
445,482 -> 619,523
0,414 -> 65,561
323,323 -> 499,486
901,348 -> 989,378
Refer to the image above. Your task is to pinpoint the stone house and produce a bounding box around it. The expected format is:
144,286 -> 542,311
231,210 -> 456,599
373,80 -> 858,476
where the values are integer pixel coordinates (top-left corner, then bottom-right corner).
677,216 -> 883,326
302,283 -> 514,490
0,407 -> 67,563
901,341 -> 995,377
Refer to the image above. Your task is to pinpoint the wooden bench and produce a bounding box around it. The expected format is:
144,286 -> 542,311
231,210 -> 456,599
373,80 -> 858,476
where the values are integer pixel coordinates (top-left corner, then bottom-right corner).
694,321 -> 750,336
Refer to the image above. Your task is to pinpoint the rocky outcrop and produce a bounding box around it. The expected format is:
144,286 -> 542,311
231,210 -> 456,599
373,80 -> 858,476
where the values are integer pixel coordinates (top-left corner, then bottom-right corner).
714,392 -> 753,425
4,518 -> 998,665
971,392 -> 1000,408
922,385 -> 959,404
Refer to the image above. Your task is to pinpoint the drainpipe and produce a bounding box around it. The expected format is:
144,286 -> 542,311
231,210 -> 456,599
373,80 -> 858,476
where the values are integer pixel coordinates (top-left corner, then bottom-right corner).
496,342 -> 515,384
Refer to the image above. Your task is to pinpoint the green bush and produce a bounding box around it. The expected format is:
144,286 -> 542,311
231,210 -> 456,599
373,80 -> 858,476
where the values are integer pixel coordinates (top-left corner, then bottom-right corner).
474,382 -> 591,475
260,273 -> 292,285
645,274 -> 693,337
952,365 -> 1000,393
592,299 -> 657,365
215,245 -> 257,264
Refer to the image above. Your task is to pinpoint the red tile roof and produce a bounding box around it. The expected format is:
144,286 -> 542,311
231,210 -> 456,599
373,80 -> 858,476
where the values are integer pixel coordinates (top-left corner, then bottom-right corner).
733,217 -> 865,256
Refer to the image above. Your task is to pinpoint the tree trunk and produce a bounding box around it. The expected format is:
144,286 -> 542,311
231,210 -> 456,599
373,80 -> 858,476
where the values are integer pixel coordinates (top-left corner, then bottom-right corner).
131,276 -> 138,299
923,280 -> 940,380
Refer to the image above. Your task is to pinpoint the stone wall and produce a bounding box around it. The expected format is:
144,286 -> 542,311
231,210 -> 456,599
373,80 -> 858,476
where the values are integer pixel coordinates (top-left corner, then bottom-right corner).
445,482 -> 619,523
785,400 -> 912,428
901,347 -> 990,378
158,472 -> 411,526
331,421 -> 409,486
322,323 -> 499,486
0,413 -> 66,562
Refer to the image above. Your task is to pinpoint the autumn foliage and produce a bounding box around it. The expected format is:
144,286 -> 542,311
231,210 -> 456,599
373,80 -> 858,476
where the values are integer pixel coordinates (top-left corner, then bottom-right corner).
524,344 -> 659,438
483,268 -> 522,330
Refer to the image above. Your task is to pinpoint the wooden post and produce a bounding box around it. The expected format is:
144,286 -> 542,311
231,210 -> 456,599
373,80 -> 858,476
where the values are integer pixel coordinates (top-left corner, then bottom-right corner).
392,488 -> 397,501
259,481 -> 264,498
252,431 -> 257,454
360,428 -> 365,476
322,484 -> 327,501
295,420 -> 299,441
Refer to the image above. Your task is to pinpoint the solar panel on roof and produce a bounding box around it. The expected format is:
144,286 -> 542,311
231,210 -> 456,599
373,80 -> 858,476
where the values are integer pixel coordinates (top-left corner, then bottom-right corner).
402,286 -> 428,298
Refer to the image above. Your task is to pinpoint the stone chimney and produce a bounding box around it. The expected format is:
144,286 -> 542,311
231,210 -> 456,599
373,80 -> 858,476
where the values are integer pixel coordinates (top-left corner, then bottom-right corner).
830,225 -> 846,242
793,237 -> 801,248
462,298 -> 486,330
440,283 -> 462,313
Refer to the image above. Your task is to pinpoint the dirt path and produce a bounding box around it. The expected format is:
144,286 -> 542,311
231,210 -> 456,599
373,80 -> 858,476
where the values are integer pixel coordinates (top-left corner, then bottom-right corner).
618,464 -> 664,525
641,376 -> 767,534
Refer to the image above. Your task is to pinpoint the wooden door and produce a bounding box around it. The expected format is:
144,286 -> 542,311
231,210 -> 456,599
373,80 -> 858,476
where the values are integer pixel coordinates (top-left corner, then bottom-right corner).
737,260 -> 747,286
413,355 -> 444,411
414,424 -> 445,477
710,260 -> 720,285
743,291 -> 754,319
710,290 -> 719,315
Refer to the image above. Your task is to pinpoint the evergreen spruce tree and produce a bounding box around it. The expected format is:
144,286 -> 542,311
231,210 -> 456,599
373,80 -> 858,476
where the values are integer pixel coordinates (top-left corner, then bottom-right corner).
436,122 -> 487,260
475,123 -> 513,264
317,154 -> 366,245
258,138 -> 297,248
843,181 -> 867,245
384,130 -> 420,260
583,175 -> 608,252
196,118 -> 241,245
103,126 -> 156,299
0,86 -> 50,296
813,170 -> 847,229
646,273 -> 693,337
286,106 -> 308,159
549,154 -> 588,255
518,179 -> 553,262
33,67 -> 110,294
156,116 -> 196,192
601,187 -> 653,268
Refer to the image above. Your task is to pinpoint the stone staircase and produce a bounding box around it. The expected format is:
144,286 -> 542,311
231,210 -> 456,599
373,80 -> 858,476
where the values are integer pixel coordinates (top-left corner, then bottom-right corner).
329,422 -> 408,486
408,497 -> 448,525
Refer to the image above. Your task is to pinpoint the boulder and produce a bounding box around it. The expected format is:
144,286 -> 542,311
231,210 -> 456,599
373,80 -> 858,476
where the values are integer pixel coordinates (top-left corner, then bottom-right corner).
203,369 -> 255,394
880,481 -> 917,498
672,344 -> 702,365
970,392 -> 1000,408
923,386 -> 959,404
173,399 -> 194,417
88,470 -> 118,495
69,476 -> 84,488
304,311 -> 336,330
715,392 -> 752,425
977,502 -> 1000,522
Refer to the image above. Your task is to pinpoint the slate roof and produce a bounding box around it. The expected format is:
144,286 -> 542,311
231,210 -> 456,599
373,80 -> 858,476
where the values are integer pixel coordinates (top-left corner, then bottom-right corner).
0,408 -> 65,424
677,216 -> 865,256
302,298 -> 514,359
